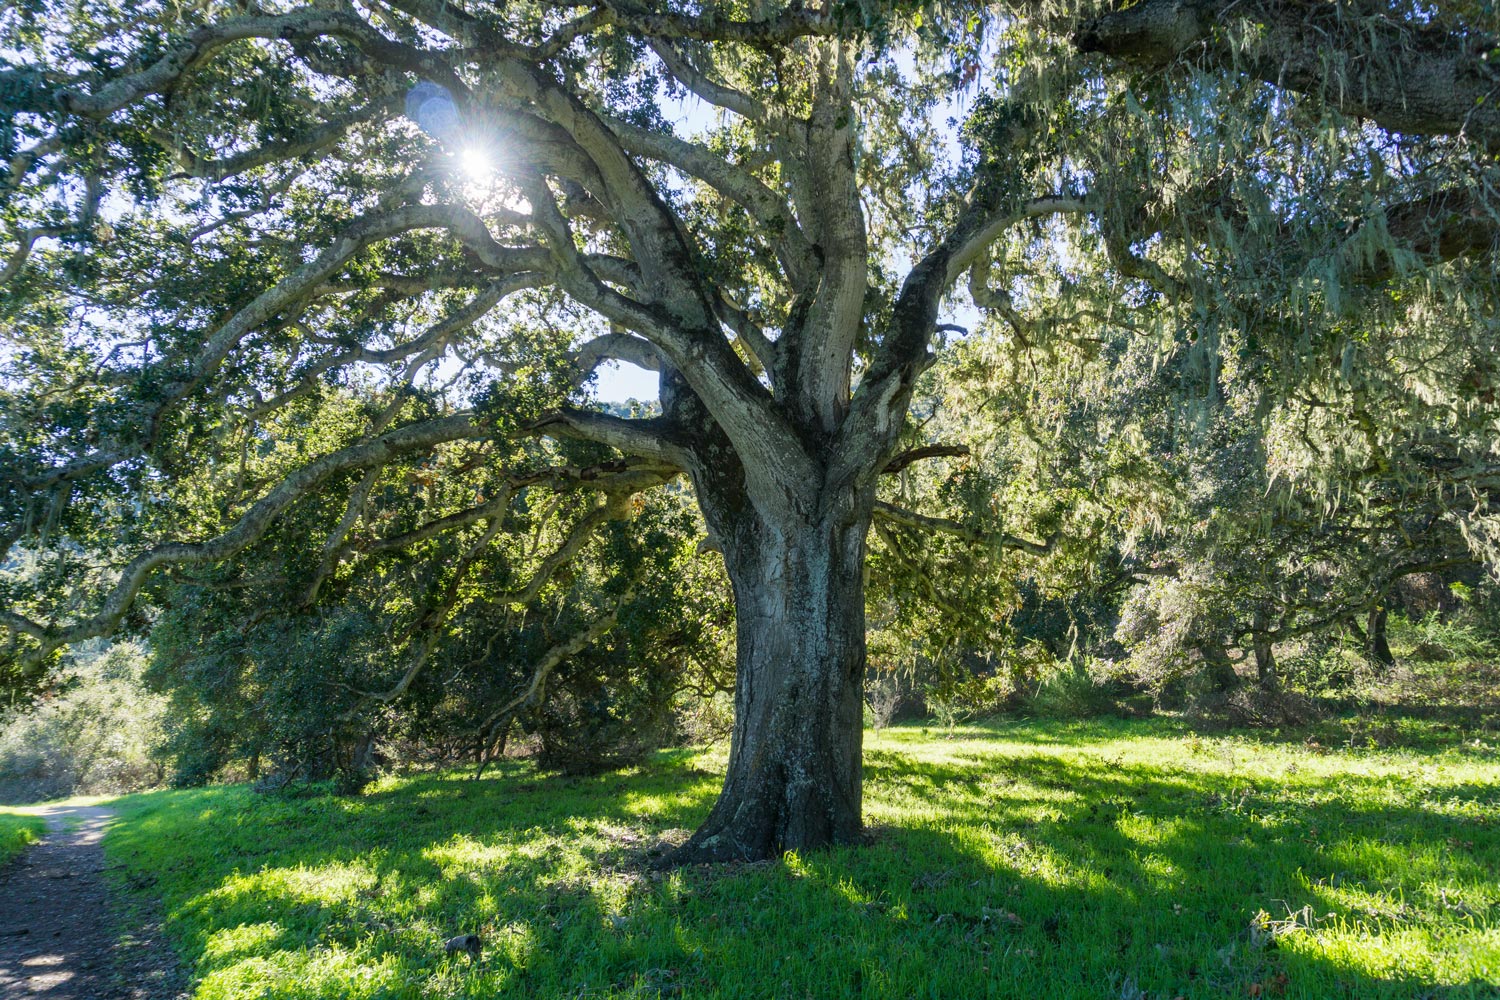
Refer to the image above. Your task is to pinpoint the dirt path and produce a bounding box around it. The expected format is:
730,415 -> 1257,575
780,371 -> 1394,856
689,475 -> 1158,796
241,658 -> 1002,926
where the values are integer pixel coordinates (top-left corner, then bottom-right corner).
0,806 -> 185,999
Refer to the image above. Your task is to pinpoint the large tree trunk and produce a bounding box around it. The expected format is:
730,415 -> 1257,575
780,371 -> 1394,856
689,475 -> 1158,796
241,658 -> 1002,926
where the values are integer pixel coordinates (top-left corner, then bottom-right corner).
672,482 -> 871,862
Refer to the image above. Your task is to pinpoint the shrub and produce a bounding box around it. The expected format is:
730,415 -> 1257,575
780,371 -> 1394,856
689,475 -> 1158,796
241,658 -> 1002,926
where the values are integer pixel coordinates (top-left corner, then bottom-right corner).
0,812 -> 46,865
533,687 -> 668,776
1023,658 -> 1120,719
1222,686 -> 1323,727
866,672 -> 903,730
530,640 -> 681,776
673,689 -> 734,746
1389,611 -> 1496,663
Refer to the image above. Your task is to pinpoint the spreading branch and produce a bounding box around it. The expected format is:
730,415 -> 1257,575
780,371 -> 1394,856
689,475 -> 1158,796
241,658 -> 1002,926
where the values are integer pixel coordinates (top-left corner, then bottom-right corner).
2,414 -> 492,671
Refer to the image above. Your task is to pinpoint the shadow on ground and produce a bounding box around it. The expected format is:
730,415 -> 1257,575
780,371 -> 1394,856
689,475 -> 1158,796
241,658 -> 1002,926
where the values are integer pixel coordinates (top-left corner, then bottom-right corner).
106,723 -> 1498,999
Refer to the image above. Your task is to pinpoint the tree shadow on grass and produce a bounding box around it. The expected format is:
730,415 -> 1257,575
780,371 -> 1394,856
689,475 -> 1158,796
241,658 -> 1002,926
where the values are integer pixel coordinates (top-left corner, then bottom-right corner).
109,759 -> 726,995
108,742 -> 1498,1000
922,711 -> 1499,756
856,747 -> 1497,999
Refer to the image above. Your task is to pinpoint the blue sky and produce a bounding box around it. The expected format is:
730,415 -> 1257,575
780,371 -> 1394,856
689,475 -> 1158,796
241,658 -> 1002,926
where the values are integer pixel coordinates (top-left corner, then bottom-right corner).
593,359 -> 660,402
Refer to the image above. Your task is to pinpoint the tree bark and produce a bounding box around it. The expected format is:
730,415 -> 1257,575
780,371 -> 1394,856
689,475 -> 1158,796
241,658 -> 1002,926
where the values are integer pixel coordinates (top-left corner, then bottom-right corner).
1074,0 -> 1500,151
1201,641 -> 1240,694
1252,634 -> 1278,691
671,472 -> 872,862
1252,608 -> 1278,692
1366,607 -> 1395,668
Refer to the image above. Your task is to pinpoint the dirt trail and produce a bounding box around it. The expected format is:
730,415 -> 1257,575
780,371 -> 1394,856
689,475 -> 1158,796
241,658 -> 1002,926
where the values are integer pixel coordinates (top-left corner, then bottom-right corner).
0,805 -> 185,999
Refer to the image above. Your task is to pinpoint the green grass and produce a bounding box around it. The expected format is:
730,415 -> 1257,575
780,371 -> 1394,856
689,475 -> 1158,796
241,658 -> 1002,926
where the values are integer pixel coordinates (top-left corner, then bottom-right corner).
105,718 -> 1499,999
0,807 -> 47,865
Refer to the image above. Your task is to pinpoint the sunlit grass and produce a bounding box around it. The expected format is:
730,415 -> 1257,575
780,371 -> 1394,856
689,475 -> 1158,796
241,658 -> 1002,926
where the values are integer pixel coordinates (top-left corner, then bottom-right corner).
104,718 -> 1499,998
0,807 -> 47,865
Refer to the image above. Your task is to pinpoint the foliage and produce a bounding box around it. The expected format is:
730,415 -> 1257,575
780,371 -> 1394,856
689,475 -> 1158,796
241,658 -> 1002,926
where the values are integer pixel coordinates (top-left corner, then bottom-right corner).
667,687 -> 735,749
915,256 -> 1494,714
105,719 -> 1500,999
144,482 -> 731,788
0,639 -> 166,803
1021,657 -> 1125,720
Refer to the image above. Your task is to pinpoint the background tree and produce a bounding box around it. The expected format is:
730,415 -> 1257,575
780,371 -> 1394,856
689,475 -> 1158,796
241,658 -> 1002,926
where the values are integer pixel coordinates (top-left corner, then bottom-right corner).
0,638 -> 166,802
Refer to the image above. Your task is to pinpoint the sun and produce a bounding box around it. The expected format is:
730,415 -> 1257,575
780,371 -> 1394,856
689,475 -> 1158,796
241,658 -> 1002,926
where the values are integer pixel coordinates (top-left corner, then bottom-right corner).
457,146 -> 493,182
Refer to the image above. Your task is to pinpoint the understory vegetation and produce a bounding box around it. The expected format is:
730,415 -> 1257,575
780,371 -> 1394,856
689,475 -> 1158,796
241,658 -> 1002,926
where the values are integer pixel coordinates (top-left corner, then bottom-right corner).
0,808 -> 46,866
104,719 -> 1498,1000
4,590 -> 1495,803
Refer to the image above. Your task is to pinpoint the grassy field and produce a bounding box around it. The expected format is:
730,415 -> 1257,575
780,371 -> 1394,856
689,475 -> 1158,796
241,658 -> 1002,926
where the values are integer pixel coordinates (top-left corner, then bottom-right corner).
103,718 -> 1498,999
0,807 -> 46,866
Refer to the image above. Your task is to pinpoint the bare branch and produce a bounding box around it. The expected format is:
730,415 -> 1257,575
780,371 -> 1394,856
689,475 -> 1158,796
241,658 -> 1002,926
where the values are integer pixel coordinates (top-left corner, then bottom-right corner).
942,197 -> 1092,288
471,578 -> 638,769
881,445 -> 970,476
647,39 -> 765,121
838,193 -> 1090,492
46,10 -> 430,120
571,332 -> 663,377
604,114 -> 816,288
529,407 -> 689,467
1,173 -> 104,286
358,457 -> 671,557
161,96 -> 401,181
597,3 -> 834,46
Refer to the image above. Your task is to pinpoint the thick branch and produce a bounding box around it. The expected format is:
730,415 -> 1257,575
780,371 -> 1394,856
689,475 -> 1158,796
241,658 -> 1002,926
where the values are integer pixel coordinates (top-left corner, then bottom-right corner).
604,115 -> 816,289
470,578 -> 638,765
357,459 -> 672,559
942,197 -> 1092,289
162,97 -> 401,181
46,10 -> 432,119
598,3 -> 834,45
521,175 -> 815,511
19,206 -> 552,495
528,407 -> 688,467
881,444 -> 971,476
1356,188 -> 1500,283
1075,0 -> 1500,150
647,39 -> 766,121
571,332 -> 663,377
837,194 -> 1087,493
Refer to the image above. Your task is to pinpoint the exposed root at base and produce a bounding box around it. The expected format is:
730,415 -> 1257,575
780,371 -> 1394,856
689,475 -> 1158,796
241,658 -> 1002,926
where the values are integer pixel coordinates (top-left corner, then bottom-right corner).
652,824 -> 870,868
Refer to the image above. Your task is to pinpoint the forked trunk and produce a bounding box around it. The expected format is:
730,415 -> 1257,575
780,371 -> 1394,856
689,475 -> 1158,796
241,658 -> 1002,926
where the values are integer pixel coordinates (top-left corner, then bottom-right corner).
673,496 -> 870,862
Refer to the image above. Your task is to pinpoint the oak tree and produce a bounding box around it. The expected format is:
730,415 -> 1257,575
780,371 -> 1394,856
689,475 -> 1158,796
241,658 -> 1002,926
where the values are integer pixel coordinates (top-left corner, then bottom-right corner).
3,0 -> 1497,860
